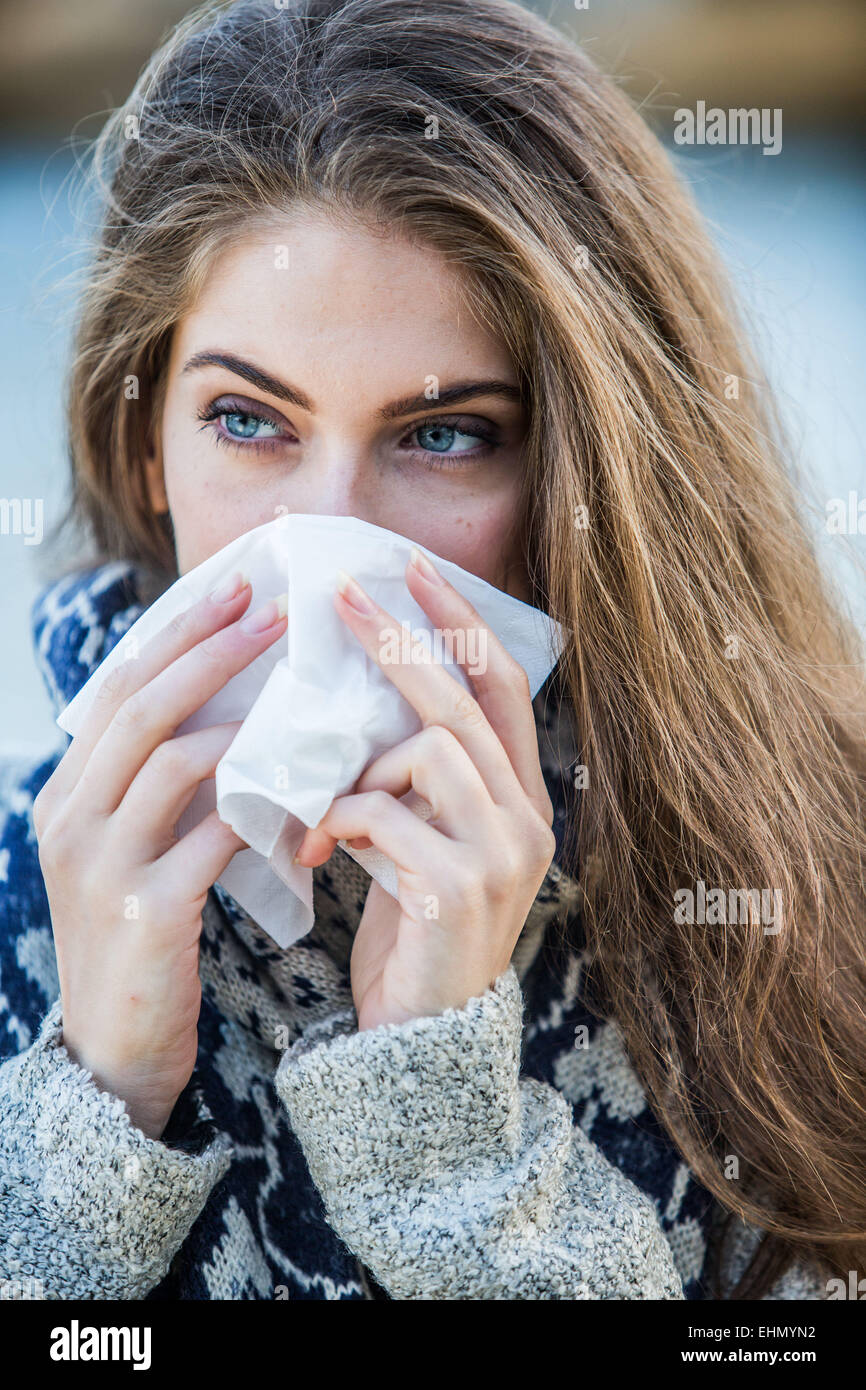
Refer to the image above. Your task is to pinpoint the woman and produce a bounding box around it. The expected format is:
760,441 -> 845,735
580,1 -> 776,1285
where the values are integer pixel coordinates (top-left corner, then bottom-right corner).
1,0 -> 864,1300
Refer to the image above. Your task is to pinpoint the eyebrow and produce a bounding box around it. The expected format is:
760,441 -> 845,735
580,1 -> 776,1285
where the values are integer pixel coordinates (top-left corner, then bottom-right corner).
181,350 -> 523,418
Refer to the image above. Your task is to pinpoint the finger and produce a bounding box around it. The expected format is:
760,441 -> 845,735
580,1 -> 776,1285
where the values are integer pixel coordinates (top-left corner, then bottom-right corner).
352,725 -> 493,841
294,823 -> 400,868
70,594 -> 287,817
114,722 -> 243,859
404,548 -> 553,822
43,574 -> 255,813
294,825 -> 341,866
156,806 -> 249,902
315,790 -> 451,881
296,830 -> 373,865
334,569 -> 524,812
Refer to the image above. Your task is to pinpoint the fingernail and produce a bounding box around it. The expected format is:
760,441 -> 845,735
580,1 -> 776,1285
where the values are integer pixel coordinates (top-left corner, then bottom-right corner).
410,546 -> 445,585
336,568 -> 377,615
240,592 -> 288,632
209,570 -> 250,603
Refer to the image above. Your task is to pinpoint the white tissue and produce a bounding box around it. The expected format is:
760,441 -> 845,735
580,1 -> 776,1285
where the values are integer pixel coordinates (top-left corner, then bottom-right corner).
57,514 -> 566,948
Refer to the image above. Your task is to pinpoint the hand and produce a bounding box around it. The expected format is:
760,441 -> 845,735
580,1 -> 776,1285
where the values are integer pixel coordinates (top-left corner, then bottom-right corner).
33,575 -> 288,1138
293,547 -> 556,1031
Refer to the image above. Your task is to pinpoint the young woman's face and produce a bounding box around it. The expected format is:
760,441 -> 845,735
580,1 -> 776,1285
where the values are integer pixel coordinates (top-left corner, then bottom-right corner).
146,210 -> 531,600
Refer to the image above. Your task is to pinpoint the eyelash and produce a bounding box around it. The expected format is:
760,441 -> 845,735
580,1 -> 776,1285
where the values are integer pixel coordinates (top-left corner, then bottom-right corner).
194,397 -> 500,469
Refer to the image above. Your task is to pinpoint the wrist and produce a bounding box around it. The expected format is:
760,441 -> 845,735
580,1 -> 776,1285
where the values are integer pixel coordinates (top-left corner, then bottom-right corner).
59,1029 -> 177,1141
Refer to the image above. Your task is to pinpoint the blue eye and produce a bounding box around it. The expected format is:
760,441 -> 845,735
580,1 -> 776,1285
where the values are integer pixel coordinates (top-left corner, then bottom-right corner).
415,422 -> 482,455
222,410 -> 281,440
196,397 -> 289,453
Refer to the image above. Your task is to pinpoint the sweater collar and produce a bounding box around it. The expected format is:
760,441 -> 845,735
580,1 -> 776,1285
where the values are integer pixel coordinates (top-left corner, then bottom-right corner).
32,560 -> 150,723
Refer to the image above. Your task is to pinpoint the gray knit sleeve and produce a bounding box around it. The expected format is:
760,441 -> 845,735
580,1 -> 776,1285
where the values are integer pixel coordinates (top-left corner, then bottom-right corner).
0,995 -> 233,1300
274,964 -> 684,1300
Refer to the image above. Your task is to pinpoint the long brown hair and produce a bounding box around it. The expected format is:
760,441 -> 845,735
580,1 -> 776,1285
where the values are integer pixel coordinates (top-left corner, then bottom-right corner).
49,0 -> 866,1297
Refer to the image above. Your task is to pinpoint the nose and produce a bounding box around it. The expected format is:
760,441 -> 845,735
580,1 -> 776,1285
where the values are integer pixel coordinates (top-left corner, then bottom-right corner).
284,447 -> 383,527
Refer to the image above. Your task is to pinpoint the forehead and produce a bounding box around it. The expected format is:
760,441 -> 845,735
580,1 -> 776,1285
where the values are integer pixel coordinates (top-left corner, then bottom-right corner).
170,210 -> 512,376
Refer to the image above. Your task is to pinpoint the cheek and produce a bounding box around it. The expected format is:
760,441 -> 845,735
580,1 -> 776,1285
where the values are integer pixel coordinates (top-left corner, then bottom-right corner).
160,422 -> 293,575
162,463 -> 240,574
395,497 -> 519,589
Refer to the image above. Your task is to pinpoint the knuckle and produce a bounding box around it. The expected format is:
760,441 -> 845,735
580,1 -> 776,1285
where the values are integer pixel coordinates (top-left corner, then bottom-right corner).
449,852 -> 485,899
32,787 -> 53,837
197,630 -> 230,669
528,813 -> 557,867
113,690 -> 149,733
151,738 -> 192,782
366,788 -> 394,818
485,843 -> 521,894
507,656 -> 531,697
451,688 -> 485,728
37,810 -> 78,870
164,605 -> 196,645
421,724 -> 459,761
94,661 -> 134,708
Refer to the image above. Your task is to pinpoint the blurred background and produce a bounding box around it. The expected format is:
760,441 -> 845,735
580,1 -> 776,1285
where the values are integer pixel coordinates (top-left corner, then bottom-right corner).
0,0 -> 864,755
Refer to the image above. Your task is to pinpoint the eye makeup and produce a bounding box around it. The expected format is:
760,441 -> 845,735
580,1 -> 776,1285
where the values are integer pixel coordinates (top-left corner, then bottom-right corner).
194,393 -> 506,470
196,395 -> 291,453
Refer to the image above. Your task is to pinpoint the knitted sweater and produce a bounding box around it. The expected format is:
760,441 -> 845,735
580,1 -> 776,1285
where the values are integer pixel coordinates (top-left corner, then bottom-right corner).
0,562 -> 829,1300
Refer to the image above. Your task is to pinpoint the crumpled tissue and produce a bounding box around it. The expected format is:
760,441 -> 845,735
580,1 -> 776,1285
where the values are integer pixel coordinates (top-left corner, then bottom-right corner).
56,513 -> 566,948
